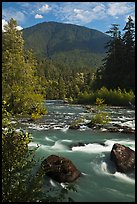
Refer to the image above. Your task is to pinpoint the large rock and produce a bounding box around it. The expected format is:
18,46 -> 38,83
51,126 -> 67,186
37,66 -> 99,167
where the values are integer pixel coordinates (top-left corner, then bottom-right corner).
110,143 -> 135,173
41,155 -> 81,183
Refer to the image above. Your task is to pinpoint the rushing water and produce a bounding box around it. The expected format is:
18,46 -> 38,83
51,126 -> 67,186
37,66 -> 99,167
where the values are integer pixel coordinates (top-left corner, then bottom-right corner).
18,100 -> 135,202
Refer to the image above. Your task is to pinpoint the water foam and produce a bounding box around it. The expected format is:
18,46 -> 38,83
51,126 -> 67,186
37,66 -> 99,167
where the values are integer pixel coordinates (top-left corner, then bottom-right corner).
49,179 -> 57,187
28,124 -> 50,130
92,160 -> 135,184
73,138 -> 134,153
51,141 -> 66,151
104,139 -> 135,151
62,139 -> 72,143
101,161 -> 108,172
121,120 -> 135,129
60,126 -> 69,132
28,142 -> 39,147
60,183 -> 68,189
79,125 -> 90,131
72,143 -> 110,153
45,136 -> 54,142
113,172 -> 135,184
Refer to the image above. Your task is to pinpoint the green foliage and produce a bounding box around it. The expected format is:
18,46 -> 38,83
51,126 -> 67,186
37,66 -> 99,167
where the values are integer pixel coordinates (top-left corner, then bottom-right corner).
93,16 -> 135,92
91,112 -> 110,125
91,98 -> 110,125
77,87 -> 135,106
10,19 -> 134,102
22,21 -> 110,69
31,104 -> 48,121
71,117 -> 85,127
77,91 -> 95,104
2,18 -> 47,117
36,57 -> 97,100
2,101 -> 40,202
95,97 -> 105,106
2,101 -> 76,202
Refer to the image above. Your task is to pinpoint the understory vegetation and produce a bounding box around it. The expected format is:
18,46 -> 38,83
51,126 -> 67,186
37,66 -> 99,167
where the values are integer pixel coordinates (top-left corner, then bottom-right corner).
77,87 -> 135,106
90,98 -> 110,125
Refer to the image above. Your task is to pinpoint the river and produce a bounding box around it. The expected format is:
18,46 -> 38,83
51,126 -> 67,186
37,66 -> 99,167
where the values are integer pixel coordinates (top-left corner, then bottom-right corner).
17,100 -> 135,202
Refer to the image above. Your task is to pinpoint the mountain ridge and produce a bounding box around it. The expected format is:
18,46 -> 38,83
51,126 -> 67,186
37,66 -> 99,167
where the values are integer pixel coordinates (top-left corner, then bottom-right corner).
22,21 -> 111,69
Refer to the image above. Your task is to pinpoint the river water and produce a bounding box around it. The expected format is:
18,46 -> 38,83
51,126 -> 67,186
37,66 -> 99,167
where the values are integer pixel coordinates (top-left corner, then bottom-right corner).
18,100 -> 135,202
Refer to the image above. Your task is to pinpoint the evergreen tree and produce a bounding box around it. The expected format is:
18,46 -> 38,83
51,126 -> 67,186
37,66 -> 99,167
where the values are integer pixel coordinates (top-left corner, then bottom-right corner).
94,24 -> 124,89
58,75 -> 66,99
2,18 -> 46,116
93,17 -> 135,92
122,16 -> 135,91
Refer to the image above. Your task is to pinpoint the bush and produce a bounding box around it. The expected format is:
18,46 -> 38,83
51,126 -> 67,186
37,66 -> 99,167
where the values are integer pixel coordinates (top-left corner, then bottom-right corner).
91,98 -> 110,125
77,87 -> 135,106
2,101 -> 76,202
2,101 -> 41,202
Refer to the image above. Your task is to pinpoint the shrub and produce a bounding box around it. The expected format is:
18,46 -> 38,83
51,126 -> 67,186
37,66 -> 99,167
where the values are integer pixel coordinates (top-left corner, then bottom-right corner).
91,98 -> 110,125
77,87 -> 135,106
2,101 -> 76,202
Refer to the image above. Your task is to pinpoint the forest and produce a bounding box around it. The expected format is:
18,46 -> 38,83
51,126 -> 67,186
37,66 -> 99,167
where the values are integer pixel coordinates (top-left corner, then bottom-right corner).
23,18 -> 135,104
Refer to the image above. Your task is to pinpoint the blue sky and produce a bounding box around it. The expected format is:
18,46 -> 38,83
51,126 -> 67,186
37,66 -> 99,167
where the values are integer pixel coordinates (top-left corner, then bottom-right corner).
2,2 -> 135,34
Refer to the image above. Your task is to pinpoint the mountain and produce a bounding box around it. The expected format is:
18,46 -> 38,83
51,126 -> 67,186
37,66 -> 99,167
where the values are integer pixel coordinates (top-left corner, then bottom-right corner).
22,21 -> 111,69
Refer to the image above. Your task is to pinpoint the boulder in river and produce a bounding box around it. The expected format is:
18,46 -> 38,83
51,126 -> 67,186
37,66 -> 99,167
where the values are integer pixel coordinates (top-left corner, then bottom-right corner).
69,124 -> 80,130
41,155 -> 81,183
110,143 -> 135,173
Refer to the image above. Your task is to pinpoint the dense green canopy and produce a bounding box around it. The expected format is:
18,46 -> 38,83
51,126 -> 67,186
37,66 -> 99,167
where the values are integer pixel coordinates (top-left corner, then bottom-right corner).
2,18 -> 47,118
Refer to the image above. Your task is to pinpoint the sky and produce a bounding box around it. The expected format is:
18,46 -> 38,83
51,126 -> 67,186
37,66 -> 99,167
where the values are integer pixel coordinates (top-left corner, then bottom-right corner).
2,2 -> 135,34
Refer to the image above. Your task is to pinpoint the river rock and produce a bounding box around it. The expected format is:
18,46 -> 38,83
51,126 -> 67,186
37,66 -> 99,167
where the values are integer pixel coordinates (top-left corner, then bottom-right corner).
121,126 -> 135,134
110,143 -> 135,173
69,124 -> 80,129
41,155 -> 81,183
86,121 -> 103,129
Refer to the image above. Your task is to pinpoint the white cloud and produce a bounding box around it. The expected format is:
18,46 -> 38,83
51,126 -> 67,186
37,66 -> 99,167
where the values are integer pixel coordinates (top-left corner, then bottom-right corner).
16,25 -> 23,30
39,4 -> 51,13
51,2 -> 135,27
2,2 -> 135,32
74,9 -> 83,14
107,2 -> 134,17
35,14 -> 43,19
93,4 -> 105,13
2,19 -> 23,32
2,19 -> 8,32
54,2 -> 107,25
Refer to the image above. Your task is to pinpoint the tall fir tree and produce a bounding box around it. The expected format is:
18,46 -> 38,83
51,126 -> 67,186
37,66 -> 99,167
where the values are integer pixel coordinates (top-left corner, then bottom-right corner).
93,17 -> 135,92
122,16 -> 135,91
2,18 -> 46,116
93,24 -> 124,89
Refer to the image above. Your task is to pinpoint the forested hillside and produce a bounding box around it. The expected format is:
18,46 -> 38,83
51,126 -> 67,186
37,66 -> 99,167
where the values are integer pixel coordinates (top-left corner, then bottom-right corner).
22,21 -> 110,69
22,18 -> 135,102
3,18 -> 135,104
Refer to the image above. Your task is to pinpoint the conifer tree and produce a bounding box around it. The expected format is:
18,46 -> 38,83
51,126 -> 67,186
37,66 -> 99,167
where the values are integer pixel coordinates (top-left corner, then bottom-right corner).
94,24 -> 124,89
2,18 -> 46,116
93,17 -> 135,92
122,16 -> 135,91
